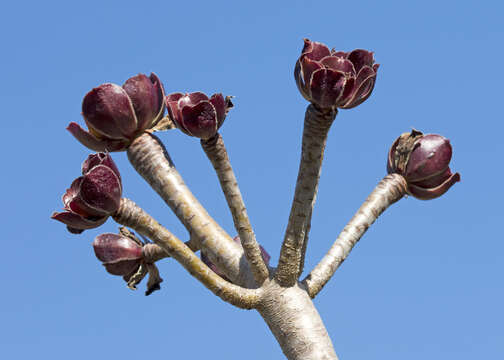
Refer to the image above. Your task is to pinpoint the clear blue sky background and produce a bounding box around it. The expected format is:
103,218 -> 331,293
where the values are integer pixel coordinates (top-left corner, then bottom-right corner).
1,1 -> 502,359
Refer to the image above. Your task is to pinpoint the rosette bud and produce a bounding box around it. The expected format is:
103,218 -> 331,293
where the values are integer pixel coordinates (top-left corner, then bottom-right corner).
201,236 -> 270,282
166,92 -> 233,139
92,228 -> 163,295
387,129 -> 460,200
51,153 -> 122,233
68,73 -> 165,152
294,38 -> 379,109
93,232 -> 143,276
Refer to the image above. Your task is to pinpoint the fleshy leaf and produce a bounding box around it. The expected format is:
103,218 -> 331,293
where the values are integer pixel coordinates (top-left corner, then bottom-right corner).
302,39 -> 331,61
341,66 -> 377,109
209,93 -> 227,128
51,211 -> 107,230
93,233 -> 143,263
408,172 -> 460,200
347,49 -> 375,73
67,122 -> 124,152
82,84 -> 138,140
310,68 -> 346,108
320,56 -> 355,73
123,74 -> 161,131
180,101 -> 218,139
81,153 -> 121,181
79,165 -> 122,214
300,55 -> 323,90
405,135 -> 452,182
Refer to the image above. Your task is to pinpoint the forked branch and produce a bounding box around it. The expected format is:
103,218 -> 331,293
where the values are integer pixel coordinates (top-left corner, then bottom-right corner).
127,132 -> 256,288
113,198 -> 262,309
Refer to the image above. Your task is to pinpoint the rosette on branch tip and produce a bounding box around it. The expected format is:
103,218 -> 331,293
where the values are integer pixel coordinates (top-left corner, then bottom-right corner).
387,129 -> 460,200
166,92 -> 233,139
93,228 -> 163,295
294,38 -> 379,109
68,73 -> 165,151
51,153 -> 122,233
201,236 -> 270,283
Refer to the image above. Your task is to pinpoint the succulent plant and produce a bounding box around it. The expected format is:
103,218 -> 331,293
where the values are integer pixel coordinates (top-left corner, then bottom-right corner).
93,232 -> 143,276
166,92 -> 233,139
294,38 -> 379,109
92,228 -> 163,295
51,153 -> 122,233
68,73 -> 165,151
387,129 -> 460,200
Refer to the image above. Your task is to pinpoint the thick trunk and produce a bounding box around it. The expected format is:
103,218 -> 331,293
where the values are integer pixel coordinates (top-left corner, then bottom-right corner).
258,280 -> 338,360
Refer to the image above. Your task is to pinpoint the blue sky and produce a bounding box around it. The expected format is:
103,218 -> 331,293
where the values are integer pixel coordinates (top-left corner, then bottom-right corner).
1,0 -> 502,359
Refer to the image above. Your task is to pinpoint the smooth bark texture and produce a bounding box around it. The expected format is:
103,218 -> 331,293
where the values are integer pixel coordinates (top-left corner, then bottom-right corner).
127,132 -> 256,288
113,198 -> 262,309
304,174 -> 408,298
114,198 -> 341,357
258,280 -> 338,360
142,239 -> 197,263
276,105 -> 337,286
123,133 -> 408,359
201,133 -> 269,285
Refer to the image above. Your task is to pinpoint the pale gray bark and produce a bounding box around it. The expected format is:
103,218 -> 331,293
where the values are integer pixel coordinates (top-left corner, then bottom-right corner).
113,198 -> 262,309
201,133 -> 269,285
142,238 -> 198,263
304,174 -> 407,298
258,280 -> 338,360
276,105 -> 337,286
114,197 -> 342,357
124,132 -> 410,360
127,133 -> 256,288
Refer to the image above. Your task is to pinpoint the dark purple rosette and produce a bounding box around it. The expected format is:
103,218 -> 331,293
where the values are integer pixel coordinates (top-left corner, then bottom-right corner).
51,153 -> 122,233
387,130 -> 460,200
294,39 -> 379,109
93,229 -> 163,295
166,92 -> 233,140
93,232 -> 143,277
68,73 -> 165,152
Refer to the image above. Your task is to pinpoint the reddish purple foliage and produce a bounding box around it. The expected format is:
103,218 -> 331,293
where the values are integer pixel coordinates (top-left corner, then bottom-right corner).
294,39 -> 379,109
387,130 -> 460,200
93,233 -> 143,276
68,73 -> 165,152
166,92 -> 232,139
51,153 -> 122,232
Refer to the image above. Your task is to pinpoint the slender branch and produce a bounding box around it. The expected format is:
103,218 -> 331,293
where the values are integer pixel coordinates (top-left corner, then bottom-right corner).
303,174 -> 408,298
201,133 -> 269,285
127,132 -> 256,288
113,198 -> 262,309
142,239 -> 198,263
276,105 -> 337,287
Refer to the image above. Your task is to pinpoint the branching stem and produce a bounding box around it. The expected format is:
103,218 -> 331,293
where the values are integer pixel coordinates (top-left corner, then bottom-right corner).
113,198 -> 262,309
142,239 -> 198,263
276,104 -> 337,287
201,133 -> 269,285
127,133 -> 256,288
303,174 -> 407,298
